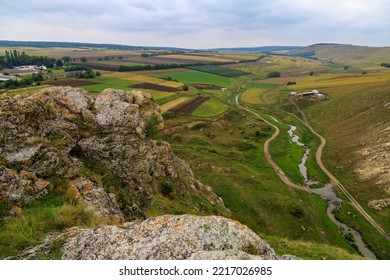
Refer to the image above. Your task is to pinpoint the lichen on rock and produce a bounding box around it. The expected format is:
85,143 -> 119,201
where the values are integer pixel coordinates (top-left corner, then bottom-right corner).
0,87 -> 226,220
14,215 -> 298,260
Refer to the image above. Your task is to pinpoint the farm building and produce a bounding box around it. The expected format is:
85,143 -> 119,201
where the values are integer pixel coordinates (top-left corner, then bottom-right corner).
291,89 -> 324,98
2,65 -> 45,75
0,75 -> 19,82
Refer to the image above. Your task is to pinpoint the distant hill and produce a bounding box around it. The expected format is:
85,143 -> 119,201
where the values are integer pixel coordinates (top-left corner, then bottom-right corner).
288,43 -> 390,67
210,46 -> 303,53
0,40 -> 189,51
0,40 -> 303,54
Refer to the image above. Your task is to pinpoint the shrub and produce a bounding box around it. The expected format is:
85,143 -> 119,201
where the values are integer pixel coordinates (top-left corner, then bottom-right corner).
160,182 -> 173,197
182,84 -> 189,91
287,81 -> 296,85
146,114 -> 160,139
267,71 -> 281,78
380,62 -> 390,68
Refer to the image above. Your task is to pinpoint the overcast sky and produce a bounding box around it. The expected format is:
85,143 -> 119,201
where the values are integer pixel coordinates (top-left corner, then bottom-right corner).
1,0 -> 389,48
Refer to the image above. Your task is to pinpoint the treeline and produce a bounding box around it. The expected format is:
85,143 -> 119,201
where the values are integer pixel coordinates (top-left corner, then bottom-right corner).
0,50 -> 56,69
64,66 -> 96,78
380,62 -> 390,68
1,73 -> 43,89
118,56 -> 264,72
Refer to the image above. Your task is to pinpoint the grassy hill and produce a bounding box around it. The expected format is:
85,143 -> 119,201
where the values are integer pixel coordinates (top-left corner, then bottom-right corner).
288,43 -> 390,69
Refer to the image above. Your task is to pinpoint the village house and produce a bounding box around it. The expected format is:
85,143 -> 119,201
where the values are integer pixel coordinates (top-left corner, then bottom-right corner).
2,65 -> 45,76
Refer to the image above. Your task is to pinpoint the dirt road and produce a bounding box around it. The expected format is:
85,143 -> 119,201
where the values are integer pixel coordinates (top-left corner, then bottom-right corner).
292,103 -> 389,240
234,94 -> 310,193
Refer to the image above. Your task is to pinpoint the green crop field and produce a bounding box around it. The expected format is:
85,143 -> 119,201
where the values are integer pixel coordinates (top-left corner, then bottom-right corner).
186,65 -> 250,77
191,97 -> 229,118
151,70 -> 234,87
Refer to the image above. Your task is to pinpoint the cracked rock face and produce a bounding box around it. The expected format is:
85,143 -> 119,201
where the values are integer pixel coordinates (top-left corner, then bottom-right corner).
0,87 -> 225,219
0,167 -> 51,213
68,177 -> 124,223
16,215 -> 298,260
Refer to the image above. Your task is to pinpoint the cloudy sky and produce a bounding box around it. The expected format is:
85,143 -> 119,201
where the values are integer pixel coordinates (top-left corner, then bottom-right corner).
1,0 -> 389,48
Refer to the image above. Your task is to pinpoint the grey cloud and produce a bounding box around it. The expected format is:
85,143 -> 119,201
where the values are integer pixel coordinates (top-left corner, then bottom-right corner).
1,0 -> 389,47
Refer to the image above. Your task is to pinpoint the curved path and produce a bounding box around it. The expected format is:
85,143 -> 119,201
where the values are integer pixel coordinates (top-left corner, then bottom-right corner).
234,94 -> 310,193
291,103 -> 389,240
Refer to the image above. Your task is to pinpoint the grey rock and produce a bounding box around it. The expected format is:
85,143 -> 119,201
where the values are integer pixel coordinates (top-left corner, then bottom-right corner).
69,177 -> 124,223
0,87 -> 226,219
0,167 -> 50,214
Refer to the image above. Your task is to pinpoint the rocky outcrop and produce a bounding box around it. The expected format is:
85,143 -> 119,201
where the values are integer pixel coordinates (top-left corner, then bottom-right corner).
68,177 -> 124,223
15,215 -> 298,260
0,167 -> 51,217
368,198 -> 390,211
0,87 -> 225,219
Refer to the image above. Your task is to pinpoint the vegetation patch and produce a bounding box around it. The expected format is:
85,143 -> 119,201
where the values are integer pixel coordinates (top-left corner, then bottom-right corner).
191,98 -> 229,118
152,70 -> 233,87
186,65 -> 250,77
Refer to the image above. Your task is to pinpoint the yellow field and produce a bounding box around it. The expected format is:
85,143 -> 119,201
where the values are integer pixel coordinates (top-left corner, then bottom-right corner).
159,80 -> 183,88
214,53 -> 260,61
165,54 -> 233,62
287,72 -> 390,91
159,97 -> 191,113
129,75 -> 163,84
241,88 -> 263,104
104,72 -> 163,84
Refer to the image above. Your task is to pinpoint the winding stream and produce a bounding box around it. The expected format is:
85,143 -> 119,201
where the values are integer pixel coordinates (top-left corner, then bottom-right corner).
288,125 -> 377,259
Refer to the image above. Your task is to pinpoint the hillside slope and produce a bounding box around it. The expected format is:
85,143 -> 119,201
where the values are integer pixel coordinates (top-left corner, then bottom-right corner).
289,43 -> 390,68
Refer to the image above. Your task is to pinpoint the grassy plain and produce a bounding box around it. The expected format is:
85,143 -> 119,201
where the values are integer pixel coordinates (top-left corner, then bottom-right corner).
151,70 -> 233,87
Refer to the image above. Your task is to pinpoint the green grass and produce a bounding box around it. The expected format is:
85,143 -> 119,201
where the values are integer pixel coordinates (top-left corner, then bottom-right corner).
163,109 -> 361,257
334,202 -> 390,259
80,77 -> 132,94
265,235 -> 364,260
191,98 -> 229,118
0,193 -> 100,259
151,70 -> 234,87
186,65 -> 250,77
149,91 -> 178,105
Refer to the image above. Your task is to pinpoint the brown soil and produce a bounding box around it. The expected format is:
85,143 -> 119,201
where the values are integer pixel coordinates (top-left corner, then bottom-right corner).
71,62 -> 119,71
170,96 -> 210,114
191,84 -> 221,90
47,79 -> 101,87
131,83 -> 181,92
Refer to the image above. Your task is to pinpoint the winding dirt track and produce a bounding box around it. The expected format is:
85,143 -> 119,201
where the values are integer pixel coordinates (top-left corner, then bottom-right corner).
292,104 -> 389,240
233,90 -> 388,239
234,94 -> 310,193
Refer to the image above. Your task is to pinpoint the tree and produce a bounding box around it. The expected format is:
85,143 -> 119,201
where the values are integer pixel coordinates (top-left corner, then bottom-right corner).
80,57 -> 87,62
267,71 -> 281,78
55,59 -> 63,67
182,84 -> 189,91
61,56 -> 72,63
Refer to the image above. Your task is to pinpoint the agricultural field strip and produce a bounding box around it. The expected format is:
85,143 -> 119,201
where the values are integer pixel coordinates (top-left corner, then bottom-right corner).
159,97 -> 191,113
164,54 -> 233,62
170,96 -> 211,114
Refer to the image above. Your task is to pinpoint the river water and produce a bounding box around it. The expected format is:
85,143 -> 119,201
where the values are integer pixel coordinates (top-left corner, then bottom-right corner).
287,125 -> 376,259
